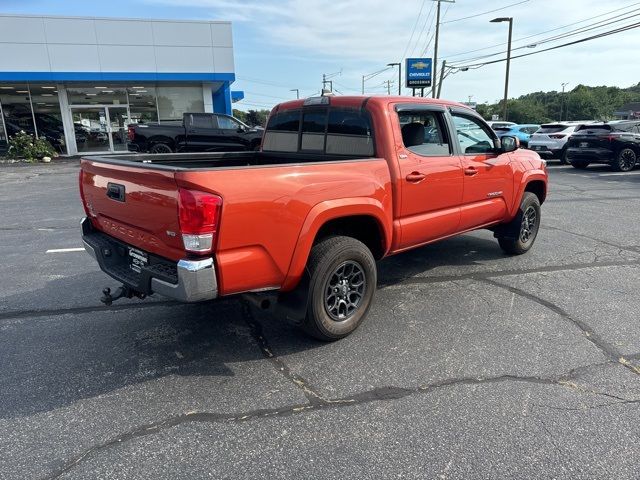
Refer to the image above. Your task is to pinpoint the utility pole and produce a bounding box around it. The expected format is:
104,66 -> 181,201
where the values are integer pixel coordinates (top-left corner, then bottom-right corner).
290,89 -> 299,99
384,80 -> 394,95
491,17 -> 513,121
432,0 -> 441,98
560,82 -> 569,121
431,0 -> 455,99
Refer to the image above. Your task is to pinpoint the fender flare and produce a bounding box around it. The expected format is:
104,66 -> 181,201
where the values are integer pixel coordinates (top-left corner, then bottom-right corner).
280,198 -> 392,292
509,171 -> 547,217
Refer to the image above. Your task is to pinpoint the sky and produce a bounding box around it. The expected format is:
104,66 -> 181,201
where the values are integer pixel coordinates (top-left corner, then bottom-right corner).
1,0 -> 639,111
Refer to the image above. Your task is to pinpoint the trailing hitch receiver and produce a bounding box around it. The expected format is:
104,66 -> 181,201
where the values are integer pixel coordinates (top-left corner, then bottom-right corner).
100,285 -> 147,306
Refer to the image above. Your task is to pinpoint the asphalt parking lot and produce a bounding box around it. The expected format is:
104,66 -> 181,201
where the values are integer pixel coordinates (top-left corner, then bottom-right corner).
1,159 -> 640,479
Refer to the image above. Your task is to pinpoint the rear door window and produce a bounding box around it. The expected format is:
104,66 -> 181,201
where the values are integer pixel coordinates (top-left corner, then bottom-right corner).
397,110 -> 450,156
189,114 -> 214,129
325,109 -> 374,156
262,110 -> 301,152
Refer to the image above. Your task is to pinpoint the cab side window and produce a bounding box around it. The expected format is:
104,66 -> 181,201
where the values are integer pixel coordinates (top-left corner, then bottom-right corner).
398,110 -> 450,156
217,115 -> 241,130
451,113 -> 495,154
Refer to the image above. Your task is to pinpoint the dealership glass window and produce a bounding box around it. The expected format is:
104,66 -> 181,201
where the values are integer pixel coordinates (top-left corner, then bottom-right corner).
127,86 -> 158,124
156,86 -> 204,121
0,102 -> 7,148
0,84 -> 36,140
66,85 -> 128,106
29,85 -> 66,154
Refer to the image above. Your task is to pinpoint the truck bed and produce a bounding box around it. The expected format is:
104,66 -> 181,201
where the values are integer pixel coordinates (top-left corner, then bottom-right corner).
92,151 -> 371,171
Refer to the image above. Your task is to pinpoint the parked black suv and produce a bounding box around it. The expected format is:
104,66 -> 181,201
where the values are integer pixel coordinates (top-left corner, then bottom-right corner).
566,121 -> 640,172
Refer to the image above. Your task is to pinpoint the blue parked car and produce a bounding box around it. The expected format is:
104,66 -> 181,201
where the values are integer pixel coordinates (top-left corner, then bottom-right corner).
493,124 -> 540,148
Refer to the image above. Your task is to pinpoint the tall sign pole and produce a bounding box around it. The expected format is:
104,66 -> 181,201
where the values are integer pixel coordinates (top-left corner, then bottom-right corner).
431,0 -> 455,98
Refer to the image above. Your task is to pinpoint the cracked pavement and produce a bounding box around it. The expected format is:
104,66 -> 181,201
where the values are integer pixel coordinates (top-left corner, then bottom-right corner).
1,161 -> 639,479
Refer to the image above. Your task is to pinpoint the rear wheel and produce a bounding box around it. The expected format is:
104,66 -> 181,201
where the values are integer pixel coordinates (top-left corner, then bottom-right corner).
149,143 -> 173,154
612,148 -> 637,172
302,236 -> 376,341
498,192 -> 541,255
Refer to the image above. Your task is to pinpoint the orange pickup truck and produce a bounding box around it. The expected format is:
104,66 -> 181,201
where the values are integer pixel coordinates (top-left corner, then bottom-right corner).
80,95 -> 548,340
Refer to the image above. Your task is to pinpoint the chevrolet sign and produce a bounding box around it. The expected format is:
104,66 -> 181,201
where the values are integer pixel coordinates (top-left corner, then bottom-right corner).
405,57 -> 433,88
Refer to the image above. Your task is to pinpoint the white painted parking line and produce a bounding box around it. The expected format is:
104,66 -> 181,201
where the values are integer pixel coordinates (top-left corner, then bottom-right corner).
597,171 -> 640,177
46,248 -> 85,253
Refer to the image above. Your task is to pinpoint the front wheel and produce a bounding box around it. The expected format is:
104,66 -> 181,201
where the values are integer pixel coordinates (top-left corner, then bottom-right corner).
302,236 -> 377,341
498,192 -> 541,255
612,148 -> 637,172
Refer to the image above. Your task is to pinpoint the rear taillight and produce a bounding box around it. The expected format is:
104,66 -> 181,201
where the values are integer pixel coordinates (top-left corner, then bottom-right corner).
127,125 -> 135,141
549,134 -> 566,139
178,188 -> 222,254
607,134 -> 621,142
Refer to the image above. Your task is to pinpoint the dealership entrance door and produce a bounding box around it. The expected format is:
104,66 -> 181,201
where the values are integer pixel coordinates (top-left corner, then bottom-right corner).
71,106 -> 129,154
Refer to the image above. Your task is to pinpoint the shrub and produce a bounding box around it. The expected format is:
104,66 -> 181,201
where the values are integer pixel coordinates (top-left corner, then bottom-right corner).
7,131 -> 57,162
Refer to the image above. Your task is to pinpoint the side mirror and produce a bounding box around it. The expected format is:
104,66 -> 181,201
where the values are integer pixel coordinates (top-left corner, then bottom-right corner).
500,135 -> 520,153
237,126 -> 246,133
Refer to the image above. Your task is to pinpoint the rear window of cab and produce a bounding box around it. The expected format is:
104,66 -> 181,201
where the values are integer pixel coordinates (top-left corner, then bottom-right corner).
263,108 -> 374,157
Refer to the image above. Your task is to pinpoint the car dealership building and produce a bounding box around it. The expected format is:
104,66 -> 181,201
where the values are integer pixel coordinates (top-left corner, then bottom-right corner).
0,14 -> 241,155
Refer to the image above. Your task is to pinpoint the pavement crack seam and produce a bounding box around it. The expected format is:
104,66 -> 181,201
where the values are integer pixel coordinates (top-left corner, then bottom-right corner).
240,302 -> 333,406
44,366 -> 623,480
0,300 -> 180,322
479,278 -> 640,377
378,258 -> 640,290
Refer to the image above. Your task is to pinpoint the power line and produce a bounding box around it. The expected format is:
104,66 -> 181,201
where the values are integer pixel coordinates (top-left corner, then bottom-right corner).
442,1 -> 640,60
441,0 -> 529,24
448,10 -> 640,66
402,0 -> 428,60
453,21 -> 640,69
410,1 -> 436,57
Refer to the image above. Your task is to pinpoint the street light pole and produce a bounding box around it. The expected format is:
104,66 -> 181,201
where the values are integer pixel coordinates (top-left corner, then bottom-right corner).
560,82 -> 569,121
290,89 -> 299,99
491,17 -> 513,121
387,62 -> 401,95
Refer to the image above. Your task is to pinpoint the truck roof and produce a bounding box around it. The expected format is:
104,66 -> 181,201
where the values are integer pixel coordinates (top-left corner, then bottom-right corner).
272,95 -> 471,113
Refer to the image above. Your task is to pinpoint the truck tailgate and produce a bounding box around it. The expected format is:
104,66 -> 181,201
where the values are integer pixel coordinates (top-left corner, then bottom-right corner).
80,158 -> 185,261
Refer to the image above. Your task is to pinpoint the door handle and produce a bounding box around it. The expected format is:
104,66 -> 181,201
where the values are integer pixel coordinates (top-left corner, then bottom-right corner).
406,172 -> 426,183
187,129 -> 197,133
464,167 -> 478,176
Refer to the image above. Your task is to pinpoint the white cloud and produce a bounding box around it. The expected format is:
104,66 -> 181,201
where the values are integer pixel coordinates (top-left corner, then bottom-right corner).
146,0 -> 640,103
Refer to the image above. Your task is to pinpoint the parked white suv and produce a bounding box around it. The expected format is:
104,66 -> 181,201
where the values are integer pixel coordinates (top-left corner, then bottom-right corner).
529,122 -> 595,164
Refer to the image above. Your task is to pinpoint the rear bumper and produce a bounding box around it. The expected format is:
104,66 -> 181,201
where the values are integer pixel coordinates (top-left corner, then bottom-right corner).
566,148 -> 614,163
528,145 -> 562,158
81,217 -> 217,302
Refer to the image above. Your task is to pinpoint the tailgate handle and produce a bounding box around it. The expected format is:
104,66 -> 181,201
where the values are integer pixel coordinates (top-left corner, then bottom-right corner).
106,182 -> 126,202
